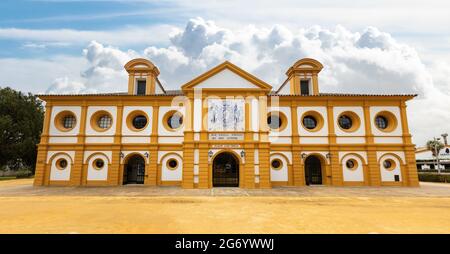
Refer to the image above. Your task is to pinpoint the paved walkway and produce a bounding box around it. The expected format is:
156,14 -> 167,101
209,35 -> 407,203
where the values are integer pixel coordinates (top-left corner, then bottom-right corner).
1,179 -> 450,197
1,179 -> 450,233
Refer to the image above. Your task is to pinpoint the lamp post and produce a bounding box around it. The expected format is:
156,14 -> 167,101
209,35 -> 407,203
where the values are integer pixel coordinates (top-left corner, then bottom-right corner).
442,133 -> 448,146
434,137 -> 441,174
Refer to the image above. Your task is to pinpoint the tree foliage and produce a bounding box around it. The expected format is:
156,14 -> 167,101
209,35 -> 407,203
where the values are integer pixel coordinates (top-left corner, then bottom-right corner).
426,139 -> 445,157
0,87 -> 44,172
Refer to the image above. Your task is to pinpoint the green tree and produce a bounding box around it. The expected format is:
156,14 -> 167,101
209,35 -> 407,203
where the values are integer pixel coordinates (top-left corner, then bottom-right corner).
426,139 -> 444,157
426,139 -> 445,173
0,87 -> 44,173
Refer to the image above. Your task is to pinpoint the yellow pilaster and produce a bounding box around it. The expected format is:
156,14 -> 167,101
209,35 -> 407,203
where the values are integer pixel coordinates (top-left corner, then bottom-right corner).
182,96 -> 194,188
34,104 -> 52,186
146,105 -> 159,186
127,73 -> 135,94
327,103 -> 342,185
198,145 -> 209,188
400,101 -> 419,186
244,145 -> 255,188
146,74 -> 156,94
364,102 -> 381,186
291,104 -> 305,186
312,74 -> 319,95
70,104 -> 87,186
109,147 -> 121,185
257,96 -> 271,188
258,144 -> 271,188
109,104 -> 123,186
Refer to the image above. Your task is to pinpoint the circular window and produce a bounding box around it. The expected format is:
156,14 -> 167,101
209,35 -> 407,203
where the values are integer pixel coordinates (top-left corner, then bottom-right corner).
167,159 -> 178,170
267,112 -> 287,131
303,116 -> 317,129
91,111 -> 113,132
56,158 -> 68,170
374,111 -> 397,132
126,110 -> 149,131
301,111 -> 324,132
375,116 -> 388,129
337,111 -> 361,132
346,159 -> 358,170
93,159 -> 105,170
133,115 -> 148,129
271,159 -> 283,170
55,111 -> 77,132
163,111 -> 184,131
383,159 -> 396,171
338,115 -> 352,129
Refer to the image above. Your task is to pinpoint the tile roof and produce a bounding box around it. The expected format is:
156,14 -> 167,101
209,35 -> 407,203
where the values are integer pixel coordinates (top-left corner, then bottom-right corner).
269,92 -> 418,97
37,91 -> 417,97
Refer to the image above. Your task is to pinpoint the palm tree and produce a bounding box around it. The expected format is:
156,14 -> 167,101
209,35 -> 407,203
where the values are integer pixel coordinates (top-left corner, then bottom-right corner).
426,139 -> 445,173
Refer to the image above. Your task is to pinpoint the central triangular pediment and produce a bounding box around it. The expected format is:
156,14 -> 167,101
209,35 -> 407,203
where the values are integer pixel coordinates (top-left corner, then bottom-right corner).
181,61 -> 272,91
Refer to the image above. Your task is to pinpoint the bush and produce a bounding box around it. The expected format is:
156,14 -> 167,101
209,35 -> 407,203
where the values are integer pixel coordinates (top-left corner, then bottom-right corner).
15,169 -> 33,179
419,173 -> 450,183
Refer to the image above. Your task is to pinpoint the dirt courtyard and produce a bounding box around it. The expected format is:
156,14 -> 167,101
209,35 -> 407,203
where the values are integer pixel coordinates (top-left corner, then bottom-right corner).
1,179 -> 450,234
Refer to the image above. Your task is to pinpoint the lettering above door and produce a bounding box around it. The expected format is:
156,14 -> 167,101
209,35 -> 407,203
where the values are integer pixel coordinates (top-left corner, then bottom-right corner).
209,133 -> 244,141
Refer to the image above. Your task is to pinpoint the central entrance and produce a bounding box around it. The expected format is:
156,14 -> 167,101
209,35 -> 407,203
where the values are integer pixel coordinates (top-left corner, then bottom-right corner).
213,152 -> 239,187
123,155 -> 145,185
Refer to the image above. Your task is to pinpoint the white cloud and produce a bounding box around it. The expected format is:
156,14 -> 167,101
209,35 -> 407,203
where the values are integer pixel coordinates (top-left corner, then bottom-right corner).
45,77 -> 89,94
0,25 -> 176,47
28,18 -> 450,146
0,55 -> 86,94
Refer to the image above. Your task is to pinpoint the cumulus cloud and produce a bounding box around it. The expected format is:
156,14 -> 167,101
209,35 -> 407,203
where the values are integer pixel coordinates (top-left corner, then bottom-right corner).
0,25 -> 175,47
46,77 -> 89,94
44,17 -> 450,146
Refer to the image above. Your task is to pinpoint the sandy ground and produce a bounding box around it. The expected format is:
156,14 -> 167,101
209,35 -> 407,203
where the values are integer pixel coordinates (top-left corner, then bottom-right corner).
0,179 -> 450,234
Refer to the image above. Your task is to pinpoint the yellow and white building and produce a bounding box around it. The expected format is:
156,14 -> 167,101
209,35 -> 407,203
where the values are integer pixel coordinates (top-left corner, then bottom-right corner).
33,58 -> 419,188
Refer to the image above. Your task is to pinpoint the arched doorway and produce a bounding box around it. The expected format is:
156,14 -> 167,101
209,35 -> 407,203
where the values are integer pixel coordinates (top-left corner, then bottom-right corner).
123,154 -> 146,185
213,152 -> 239,187
304,155 -> 323,185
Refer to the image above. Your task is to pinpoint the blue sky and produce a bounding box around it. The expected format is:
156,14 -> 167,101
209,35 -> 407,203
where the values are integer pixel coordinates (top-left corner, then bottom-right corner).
1,0 -> 449,60
0,0 -> 449,145
0,0 -> 182,57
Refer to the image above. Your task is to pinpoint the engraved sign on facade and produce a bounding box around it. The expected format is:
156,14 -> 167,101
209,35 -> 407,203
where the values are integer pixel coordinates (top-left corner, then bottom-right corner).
209,133 -> 244,140
208,99 -> 244,131
211,144 -> 242,149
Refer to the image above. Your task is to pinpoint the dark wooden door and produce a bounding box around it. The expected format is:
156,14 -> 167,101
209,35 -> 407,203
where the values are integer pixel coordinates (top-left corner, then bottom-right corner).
124,155 -> 145,184
305,155 -> 322,185
213,153 -> 239,187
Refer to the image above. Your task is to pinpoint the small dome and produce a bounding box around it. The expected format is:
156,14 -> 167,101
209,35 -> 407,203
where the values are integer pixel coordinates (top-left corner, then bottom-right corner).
286,58 -> 323,76
124,58 -> 160,75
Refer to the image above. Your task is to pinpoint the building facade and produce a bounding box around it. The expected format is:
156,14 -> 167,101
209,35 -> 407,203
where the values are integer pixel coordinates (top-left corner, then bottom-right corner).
416,145 -> 450,171
33,58 -> 419,188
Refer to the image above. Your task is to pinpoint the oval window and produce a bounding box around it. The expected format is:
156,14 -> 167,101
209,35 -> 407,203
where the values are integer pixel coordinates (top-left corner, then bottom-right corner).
63,115 -> 76,129
375,116 -> 388,130
268,115 -> 282,129
383,159 -> 396,170
267,112 -> 287,131
346,159 -> 357,170
167,159 -> 178,170
271,159 -> 282,170
93,159 -> 105,170
338,115 -> 353,130
302,115 -> 317,130
97,114 -> 112,130
56,158 -> 68,170
374,111 -> 398,132
55,111 -> 77,132
132,115 -> 148,130
167,112 -> 183,130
